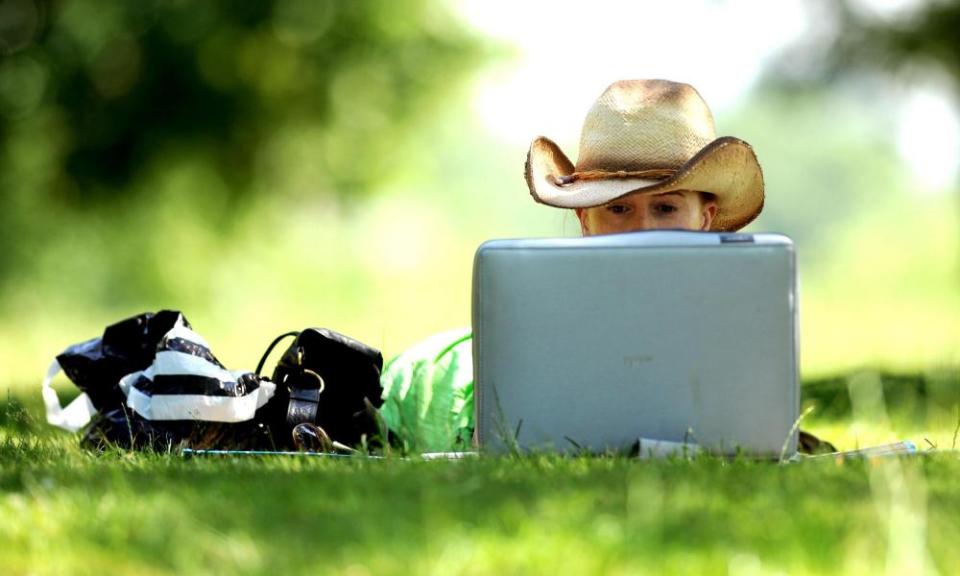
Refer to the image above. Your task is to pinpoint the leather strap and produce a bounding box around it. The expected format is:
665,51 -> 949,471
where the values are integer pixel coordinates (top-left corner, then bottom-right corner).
286,387 -> 321,428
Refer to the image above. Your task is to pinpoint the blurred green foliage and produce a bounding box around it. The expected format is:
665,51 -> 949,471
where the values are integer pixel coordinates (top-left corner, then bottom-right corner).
0,0 -> 482,303
0,0 -> 957,387
772,0 -> 960,98
826,0 -> 960,90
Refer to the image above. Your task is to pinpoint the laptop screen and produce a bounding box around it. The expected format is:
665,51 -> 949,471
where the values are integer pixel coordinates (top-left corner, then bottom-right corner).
472,231 -> 799,456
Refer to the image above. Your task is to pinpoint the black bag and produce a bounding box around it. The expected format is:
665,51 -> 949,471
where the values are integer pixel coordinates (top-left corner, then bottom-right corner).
256,328 -> 386,450
56,310 -> 182,414
46,313 -> 385,452
46,310 -> 276,450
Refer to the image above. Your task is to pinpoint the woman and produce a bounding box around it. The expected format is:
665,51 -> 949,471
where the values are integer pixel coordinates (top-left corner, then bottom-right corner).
380,80 -> 827,454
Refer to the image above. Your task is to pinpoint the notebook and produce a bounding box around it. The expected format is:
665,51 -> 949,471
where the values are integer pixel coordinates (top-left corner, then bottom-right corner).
472,230 -> 799,457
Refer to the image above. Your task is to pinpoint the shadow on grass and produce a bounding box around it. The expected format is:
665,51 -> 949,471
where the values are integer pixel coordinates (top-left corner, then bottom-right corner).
801,368 -> 960,423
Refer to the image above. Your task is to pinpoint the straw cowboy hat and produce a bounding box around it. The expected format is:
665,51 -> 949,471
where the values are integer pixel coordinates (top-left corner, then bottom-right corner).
524,79 -> 764,231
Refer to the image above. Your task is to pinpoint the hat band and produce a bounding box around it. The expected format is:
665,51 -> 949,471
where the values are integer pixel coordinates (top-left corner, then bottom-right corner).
554,168 -> 678,186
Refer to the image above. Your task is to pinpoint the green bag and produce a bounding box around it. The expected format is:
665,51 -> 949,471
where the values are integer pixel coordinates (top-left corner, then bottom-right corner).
379,328 -> 474,452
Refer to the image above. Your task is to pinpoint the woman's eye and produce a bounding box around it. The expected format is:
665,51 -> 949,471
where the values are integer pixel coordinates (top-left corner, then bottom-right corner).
654,203 -> 678,215
606,204 -> 630,215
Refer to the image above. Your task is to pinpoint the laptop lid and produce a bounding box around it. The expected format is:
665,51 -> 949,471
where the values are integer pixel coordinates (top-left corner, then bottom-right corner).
472,231 -> 799,456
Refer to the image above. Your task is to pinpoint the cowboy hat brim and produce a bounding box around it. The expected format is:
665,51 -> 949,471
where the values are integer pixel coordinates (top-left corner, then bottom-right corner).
524,135 -> 765,232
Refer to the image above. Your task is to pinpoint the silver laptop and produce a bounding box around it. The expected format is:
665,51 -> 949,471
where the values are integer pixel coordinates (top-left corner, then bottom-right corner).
472,230 -> 799,457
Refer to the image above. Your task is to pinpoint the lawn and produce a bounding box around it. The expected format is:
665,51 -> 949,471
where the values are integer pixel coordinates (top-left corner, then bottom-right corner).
2,371 -> 959,575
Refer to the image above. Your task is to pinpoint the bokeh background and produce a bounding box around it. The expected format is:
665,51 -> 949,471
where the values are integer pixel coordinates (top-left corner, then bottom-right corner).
1,0 -> 958,394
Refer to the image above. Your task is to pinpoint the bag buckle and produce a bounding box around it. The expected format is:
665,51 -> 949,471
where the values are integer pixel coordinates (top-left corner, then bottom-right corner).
285,369 -> 325,428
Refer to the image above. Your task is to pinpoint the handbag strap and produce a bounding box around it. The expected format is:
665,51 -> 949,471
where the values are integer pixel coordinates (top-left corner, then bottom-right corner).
41,359 -> 97,432
255,331 -> 300,378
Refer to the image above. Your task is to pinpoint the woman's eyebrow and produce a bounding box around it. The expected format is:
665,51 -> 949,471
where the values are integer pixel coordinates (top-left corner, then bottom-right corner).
653,192 -> 686,199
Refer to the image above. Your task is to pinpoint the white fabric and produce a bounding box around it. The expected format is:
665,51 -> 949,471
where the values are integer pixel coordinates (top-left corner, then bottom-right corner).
164,317 -> 212,349
46,312 -> 274,431
123,379 -> 276,422
42,359 -> 97,433
123,350 -> 237,388
118,327 -> 277,422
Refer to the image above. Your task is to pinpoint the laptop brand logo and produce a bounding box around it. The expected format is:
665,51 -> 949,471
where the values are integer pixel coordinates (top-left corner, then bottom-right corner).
623,355 -> 654,366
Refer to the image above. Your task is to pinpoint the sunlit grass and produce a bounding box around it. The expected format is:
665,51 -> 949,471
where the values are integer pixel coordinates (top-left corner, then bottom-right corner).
3,370 -> 960,575
2,435 -> 959,575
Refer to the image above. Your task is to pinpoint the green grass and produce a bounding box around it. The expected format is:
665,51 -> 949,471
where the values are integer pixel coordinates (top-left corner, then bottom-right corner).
3,372 -> 960,575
